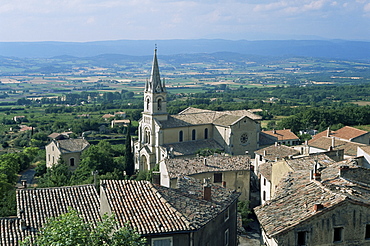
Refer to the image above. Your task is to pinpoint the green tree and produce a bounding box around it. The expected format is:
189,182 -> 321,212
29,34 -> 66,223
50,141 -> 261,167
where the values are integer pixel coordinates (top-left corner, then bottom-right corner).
21,209 -> 146,246
38,160 -> 73,188
124,124 -> 135,176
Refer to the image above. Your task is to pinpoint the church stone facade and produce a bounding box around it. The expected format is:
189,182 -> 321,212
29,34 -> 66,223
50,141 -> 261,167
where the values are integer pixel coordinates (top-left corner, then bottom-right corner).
134,49 -> 262,171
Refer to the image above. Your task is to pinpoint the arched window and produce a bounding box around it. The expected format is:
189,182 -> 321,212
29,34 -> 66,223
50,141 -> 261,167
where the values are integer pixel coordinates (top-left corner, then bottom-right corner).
157,98 -> 162,111
192,129 -> 196,140
204,128 -> 208,139
179,130 -> 183,142
146,98 -> 150,110
144,129 -> 150,144
70,158 -> 75,167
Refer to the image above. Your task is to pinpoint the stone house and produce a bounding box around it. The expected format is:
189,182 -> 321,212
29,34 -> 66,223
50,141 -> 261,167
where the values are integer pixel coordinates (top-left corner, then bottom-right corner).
259,129 -> 300,146
134,49 -> 261,171
255,159 -> 370,246
101,178 -> 240,246
1,178 -> 240,246
159,155 -> 251,201
258,152 -> 337,205
357,146 -> 370,168
45,138 -> 90,169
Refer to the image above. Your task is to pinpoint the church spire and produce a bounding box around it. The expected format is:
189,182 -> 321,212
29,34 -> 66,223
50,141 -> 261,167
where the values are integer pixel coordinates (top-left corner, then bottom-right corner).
146,47 -> 165,93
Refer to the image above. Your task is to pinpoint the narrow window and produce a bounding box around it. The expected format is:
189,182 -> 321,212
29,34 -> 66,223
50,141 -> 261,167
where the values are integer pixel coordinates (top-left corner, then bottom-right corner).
333,227 -> 343,242
297,231 -> 307,246
259,155 -> 263,161
204,128 -> 208,139
48,154 -> 50,161
214,173 -> 222,183
262,191 -> 266,201
179,130 -> 183,142
157,98 -> 162,111
263,178 -> 266,186
70,158 -> 75,167
365,225 -> 370,239
224,229 -> 229,246
192,129 -> 196,140
224,208 -> 229,222
146,98 -> 150,110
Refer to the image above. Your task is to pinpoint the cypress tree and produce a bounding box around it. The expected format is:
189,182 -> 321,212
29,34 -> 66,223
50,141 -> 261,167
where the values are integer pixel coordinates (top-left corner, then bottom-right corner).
124,124 -> 135,176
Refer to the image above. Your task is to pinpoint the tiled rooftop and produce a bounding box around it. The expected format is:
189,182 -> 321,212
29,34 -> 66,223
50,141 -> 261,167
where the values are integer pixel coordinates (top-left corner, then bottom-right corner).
284,153 -> 336,171
0,218 -> 31,245
55,138 -> 90,153
17,185 -> 100,236
101,178 -> 240,235
159,107 -> 261,128
254,145 -> 301,161
261,129 -> 299,141
311,126 -> 368,142
164,155 -> 251,179
259,162 -> 272,181
255,158 -> 370,237
308,136 -> 366,156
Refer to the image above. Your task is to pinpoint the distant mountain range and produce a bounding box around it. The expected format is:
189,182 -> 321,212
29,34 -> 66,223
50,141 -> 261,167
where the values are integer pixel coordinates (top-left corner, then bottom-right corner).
1,39 -> 370,60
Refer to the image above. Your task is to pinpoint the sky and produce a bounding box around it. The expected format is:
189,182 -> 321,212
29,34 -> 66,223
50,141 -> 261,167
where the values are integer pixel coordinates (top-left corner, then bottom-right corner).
0,0 -> 370,42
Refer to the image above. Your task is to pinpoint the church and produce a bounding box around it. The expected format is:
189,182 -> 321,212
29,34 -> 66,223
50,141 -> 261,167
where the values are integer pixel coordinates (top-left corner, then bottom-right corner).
134,49 -> 262,171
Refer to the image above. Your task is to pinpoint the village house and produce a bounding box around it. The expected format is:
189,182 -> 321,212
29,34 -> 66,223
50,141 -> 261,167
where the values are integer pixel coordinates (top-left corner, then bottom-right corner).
1,178 -> 240,246
357,146 -> 370,168
134,49 -> 261,171
311,126 -> 370,145
308,135 -> 367,158
255,158 -> 370,246
110,119 -> 130,128
259,129 -> 300,146
45,138 -> 90,169
159,155 -> 251,201
259,152 -> 338,205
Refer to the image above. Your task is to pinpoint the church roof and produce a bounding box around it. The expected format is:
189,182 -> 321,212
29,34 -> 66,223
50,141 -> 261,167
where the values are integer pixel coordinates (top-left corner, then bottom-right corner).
164,155 -> 251,179
101,177 -> 239,235
159,107 -> 261,128
162,139 -> 223,157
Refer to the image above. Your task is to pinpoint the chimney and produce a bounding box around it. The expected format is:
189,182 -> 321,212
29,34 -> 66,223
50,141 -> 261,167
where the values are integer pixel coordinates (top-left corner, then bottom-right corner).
272,129 -> 276,134
204,158 -> 207,166
331,137 -> 335,148
203,185 -> 211,201
326,127 -> 330,137
152,171 -> 160,185
222,181 -> 227,188
339,165 -> 349,177
21,180 -> 27,189
313,203 -> 324,212
275,142 -> 278,147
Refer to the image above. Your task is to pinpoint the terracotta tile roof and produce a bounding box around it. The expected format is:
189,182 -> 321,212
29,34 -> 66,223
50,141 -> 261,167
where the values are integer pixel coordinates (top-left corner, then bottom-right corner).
312,126 -> 368,142
0,218 -> 32,245
254,145 -> 301,161
333,126 -> 368,140
56,138 -> 90,153
261,129 -> 299,141
164,155 -> 251,179
284,153 -> 336,171
255,158 -> 369,237
16,185 -> 100,237
159,107 -> 261,128
102,114 -> 114,119
101,178 -> 240,235
162,139 -> 223,157
308,136 -> 366,156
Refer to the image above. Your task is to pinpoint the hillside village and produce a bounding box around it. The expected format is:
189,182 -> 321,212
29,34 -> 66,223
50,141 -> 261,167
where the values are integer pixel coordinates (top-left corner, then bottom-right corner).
3,50 -> 370,245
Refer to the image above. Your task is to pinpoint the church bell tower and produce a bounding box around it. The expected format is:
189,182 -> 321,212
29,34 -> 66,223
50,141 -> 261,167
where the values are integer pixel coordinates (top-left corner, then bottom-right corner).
143,48 -> 168,121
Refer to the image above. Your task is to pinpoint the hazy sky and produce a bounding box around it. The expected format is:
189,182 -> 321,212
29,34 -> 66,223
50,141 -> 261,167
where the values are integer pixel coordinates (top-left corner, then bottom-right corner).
1,0 -> 370,42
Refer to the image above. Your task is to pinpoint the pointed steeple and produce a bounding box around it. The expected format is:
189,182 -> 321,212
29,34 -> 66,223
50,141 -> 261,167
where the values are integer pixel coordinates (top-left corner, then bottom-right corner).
146,48 -> 165,93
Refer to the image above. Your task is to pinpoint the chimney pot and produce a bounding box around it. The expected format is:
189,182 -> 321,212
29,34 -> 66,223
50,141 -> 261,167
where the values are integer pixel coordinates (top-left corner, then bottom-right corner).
222,181 -> 226,188
203,186 -> 211,201
313,172 -> 321,181
21,180 -> 27,188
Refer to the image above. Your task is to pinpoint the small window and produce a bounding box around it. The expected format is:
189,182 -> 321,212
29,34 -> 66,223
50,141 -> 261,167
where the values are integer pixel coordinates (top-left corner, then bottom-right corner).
259,155 -> 263,161
224,229 -> 229,246
333,227 -> 343,242
365,224 -> 370,239
224,208 -> 229,222
192,129 -> 196,140
263,178 -> 266,186
152,237 -> 172,246
157,98 -> 162,111
179,130 -> 183,142
146,98 -> 150,110
204,128 -> 208,139
70,158 -> 75,167
214,173 -> 222,183
262,191 -> 266,201
297,231 -> 307,246
48,154 -> 50,161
